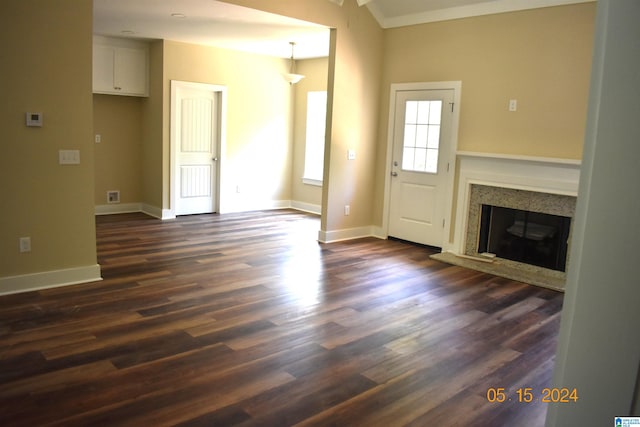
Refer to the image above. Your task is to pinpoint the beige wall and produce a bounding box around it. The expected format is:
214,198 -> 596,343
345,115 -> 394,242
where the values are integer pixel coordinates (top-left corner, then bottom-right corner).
0,0 -> 97,281
93,95 -> 143,205
292,57 -> 329,210
222,0 -> 384,235
141,40 -> 165,211
380,4 -> 595,159
162,41 -> 295,212
93,40 -> 328,216
92,40 -> 163,214
373,3 -> 596,226
324,10 -> 384,234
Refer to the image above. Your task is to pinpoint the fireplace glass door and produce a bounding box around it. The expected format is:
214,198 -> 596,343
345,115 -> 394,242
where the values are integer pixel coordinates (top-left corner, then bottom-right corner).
478,205 -> 571,272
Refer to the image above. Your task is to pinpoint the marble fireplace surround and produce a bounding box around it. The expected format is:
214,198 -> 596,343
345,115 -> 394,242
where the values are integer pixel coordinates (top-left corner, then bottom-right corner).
435,152 -> 581,291
465,185 -> 576,255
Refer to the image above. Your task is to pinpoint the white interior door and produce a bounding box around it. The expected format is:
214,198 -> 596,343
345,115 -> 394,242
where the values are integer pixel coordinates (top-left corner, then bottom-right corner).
173,83 -> 219,216
388,89 -> 454,247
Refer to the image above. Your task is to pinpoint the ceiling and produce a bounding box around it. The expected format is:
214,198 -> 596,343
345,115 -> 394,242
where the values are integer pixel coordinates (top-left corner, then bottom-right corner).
93,0 -> 331,59
93,0 -> 594,59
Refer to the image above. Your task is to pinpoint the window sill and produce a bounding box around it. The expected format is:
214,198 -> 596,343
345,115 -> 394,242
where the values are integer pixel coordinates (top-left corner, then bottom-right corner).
302,178 -> 323,187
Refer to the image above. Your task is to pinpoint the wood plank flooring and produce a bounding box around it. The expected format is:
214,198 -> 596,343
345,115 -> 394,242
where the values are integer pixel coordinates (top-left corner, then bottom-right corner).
0,210 -> 563,426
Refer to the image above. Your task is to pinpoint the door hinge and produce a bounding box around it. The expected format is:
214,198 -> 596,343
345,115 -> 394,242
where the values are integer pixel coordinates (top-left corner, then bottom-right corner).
449,102 -> 454,112
443,219 -> 446,228
447,162 -> 450,172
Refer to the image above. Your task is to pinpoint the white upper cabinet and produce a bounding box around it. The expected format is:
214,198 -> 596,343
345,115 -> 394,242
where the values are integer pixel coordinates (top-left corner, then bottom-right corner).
93,36 -> 149,97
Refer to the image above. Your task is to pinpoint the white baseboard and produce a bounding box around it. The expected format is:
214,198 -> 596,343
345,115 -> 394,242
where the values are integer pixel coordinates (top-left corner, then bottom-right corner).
94,200 -> 385,244
290,201 -> 322,215
94,203 -> 174,220
142,204 -> 175,220
371,226 -> 387,240
96,200 -> 323,219
220,199 -> 292,214
95,203 -> 143,215
0,264 -> 102,296
318,225 -> 383,243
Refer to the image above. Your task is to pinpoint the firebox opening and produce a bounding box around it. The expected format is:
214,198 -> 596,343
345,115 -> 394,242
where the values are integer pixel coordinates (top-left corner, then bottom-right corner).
478,205 -> 571,272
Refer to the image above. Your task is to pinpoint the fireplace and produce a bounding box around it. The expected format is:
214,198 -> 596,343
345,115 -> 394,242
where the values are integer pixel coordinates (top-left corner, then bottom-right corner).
455,183 -> 577,289
432,152 -> 581,291
477,205 -> 572,272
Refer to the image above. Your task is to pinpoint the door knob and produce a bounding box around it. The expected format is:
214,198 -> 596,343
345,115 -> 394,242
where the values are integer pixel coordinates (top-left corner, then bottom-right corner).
391,172 -> 398,177
212,157 -> 218,161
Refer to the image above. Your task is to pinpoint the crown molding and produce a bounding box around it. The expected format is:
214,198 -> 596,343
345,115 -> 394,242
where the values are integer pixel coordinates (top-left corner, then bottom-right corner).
370,0 -> 595,29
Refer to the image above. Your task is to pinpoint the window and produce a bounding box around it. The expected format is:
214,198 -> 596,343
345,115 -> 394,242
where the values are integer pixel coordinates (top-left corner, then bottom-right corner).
303,91 -> 327,186
402,100 -> 442,174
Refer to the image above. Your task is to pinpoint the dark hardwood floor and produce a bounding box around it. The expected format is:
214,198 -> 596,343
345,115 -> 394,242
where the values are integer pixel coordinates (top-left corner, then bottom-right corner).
0,210 -> 563,426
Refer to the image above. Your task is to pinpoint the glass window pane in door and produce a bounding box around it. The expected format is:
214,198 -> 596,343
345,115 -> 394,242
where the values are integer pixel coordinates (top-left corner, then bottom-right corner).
429,101 -> 442,124
427,125 -> 441,149
401,99 -> 443,173
415,125 -> 428,148
405,101 -> 418,124
416,102 -> 430,124
414,148 -> 427,171
404,125 -> 416,147
402,147 -> 415,170
425,149 -> 438,173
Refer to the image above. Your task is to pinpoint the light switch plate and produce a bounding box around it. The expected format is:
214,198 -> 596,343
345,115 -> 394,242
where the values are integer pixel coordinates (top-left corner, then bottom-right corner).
59,150 -> 80,165
347,149 -> 356,160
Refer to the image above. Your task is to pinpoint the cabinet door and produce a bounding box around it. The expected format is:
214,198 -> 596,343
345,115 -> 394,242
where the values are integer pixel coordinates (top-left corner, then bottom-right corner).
114,47 -> 147,96
93,45 -> 116,93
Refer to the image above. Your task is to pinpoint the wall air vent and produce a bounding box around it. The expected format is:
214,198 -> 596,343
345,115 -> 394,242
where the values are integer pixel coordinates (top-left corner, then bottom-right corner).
107,190 -> 120,204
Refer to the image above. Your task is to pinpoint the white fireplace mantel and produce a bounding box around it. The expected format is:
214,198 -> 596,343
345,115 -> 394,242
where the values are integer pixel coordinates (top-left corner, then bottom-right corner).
444,151 -> 582,254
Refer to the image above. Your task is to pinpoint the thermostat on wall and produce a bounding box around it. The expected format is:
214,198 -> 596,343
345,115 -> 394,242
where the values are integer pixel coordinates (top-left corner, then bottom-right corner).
26,112 -> 43,127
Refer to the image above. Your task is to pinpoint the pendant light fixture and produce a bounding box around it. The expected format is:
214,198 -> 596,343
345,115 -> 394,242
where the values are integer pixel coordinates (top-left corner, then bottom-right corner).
283,41 -> 305,85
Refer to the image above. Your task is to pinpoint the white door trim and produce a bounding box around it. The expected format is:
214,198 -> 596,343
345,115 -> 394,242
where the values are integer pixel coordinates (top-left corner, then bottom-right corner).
382,81 -> 461,247
170,80 -> 227,217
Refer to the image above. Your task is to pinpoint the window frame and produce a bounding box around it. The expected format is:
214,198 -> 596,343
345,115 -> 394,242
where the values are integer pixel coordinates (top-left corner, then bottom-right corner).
302,90 -> 328,186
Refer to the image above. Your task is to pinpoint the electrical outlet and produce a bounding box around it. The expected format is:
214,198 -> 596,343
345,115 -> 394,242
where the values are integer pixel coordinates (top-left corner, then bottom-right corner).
509,99 -> 518,112
19,237 -> 31,253
95,134 -> 101,143
344,205 -> 350,216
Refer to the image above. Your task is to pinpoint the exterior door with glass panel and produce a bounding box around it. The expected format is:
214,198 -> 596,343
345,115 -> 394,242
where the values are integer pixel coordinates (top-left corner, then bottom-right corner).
388,89 -> 454,247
